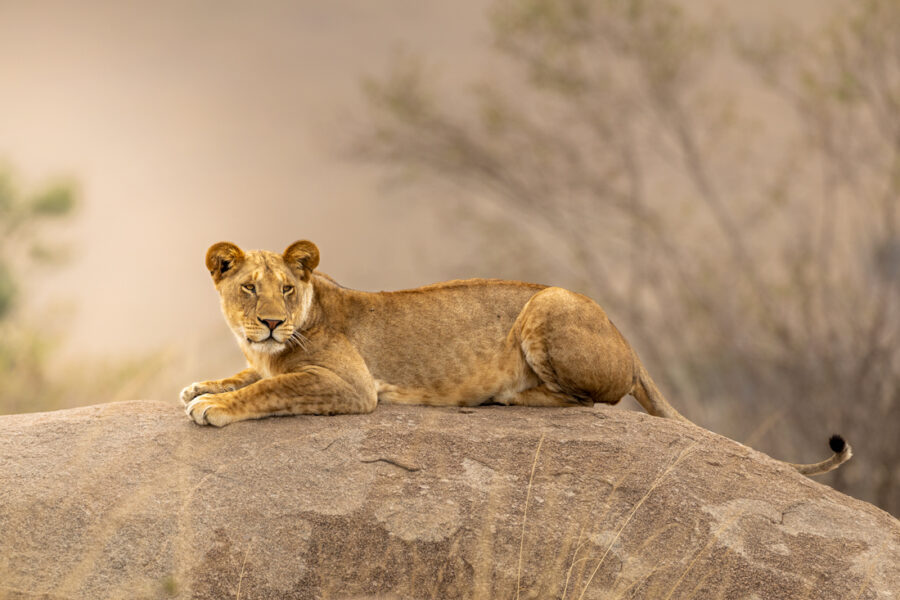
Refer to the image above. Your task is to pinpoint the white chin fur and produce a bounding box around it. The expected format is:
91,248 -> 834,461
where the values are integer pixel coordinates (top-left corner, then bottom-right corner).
248,340 -> 286,354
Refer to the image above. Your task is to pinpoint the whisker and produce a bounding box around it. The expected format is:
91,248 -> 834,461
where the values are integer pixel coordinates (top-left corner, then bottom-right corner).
289,330 -> 310,353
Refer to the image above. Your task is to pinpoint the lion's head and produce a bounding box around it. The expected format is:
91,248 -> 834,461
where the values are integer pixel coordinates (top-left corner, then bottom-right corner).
205,240 -> 320,355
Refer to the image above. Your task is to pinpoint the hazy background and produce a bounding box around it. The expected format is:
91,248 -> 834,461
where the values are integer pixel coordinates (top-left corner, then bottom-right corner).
0,0 -> 493,359
1,0 -> 897,515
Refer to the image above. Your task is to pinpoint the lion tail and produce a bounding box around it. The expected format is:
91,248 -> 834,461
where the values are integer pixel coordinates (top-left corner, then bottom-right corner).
783,435 -> 853,476
630,356 -> 690,423
630,351 -> 852,476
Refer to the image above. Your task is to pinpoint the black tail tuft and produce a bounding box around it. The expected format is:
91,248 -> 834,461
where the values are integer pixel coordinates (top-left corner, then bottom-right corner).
829,434 -> 846,453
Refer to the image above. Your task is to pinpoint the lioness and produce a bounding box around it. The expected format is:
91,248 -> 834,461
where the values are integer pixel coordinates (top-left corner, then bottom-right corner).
182,240 -> 851,476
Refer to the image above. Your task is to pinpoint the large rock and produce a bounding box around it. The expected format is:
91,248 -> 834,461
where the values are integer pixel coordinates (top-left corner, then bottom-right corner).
0,401 -> 897,599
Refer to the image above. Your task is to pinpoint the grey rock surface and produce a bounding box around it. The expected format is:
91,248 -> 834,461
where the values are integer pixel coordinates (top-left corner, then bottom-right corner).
0,400 -> 897,599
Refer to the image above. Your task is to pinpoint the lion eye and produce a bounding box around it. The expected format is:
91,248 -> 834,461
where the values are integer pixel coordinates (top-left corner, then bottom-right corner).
242,284 -> 255,293
283,285 -> 294,295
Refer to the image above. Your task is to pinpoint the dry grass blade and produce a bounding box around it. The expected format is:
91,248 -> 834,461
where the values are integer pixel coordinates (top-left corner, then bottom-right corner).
577,441 -> 698,600
515,431 -> 545,600
235,538 -> 254,600
662,514 -> 740,600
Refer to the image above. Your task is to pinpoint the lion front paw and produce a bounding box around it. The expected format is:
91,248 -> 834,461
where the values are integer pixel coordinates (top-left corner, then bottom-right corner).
184,394 -> 234,427
181,382 -> 205,405
181,381 -> 226,406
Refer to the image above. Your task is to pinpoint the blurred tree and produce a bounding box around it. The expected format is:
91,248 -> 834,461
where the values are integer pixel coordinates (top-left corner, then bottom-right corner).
0,166 -> 181,415
356,0 -> 899,514
0,166 -> 77,413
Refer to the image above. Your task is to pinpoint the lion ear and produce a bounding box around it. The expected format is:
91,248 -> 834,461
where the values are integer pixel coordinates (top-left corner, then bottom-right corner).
205,242 -> 245,283
283,240 -> 320,277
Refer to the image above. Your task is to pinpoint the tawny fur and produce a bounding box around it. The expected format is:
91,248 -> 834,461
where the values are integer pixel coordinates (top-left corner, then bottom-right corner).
182,240 -> 851,476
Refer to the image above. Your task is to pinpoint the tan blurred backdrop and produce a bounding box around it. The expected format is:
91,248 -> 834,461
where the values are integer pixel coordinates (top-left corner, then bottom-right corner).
0,0 -> 832,361
0,0 -> 498,365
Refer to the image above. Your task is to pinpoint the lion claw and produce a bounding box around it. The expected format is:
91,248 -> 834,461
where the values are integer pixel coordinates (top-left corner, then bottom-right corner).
185,394 -> 232,427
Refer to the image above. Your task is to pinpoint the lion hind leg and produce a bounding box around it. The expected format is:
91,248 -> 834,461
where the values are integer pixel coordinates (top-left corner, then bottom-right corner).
510,385 -> 583,407
513,287 -> 633,406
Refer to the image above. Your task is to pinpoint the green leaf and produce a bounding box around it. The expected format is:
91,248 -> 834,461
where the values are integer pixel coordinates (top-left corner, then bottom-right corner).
30,184 -> 76,217
0,171 -> 15,215
0,263 -> 17,321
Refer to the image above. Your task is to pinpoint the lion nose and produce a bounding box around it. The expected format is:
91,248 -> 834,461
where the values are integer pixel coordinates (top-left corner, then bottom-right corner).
259,318 -> 284,331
